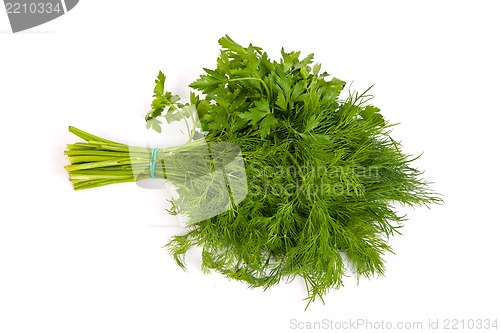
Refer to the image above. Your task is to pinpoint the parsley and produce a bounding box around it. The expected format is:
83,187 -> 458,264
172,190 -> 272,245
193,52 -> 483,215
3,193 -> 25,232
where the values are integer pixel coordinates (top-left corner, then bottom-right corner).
64,36 -> 442,308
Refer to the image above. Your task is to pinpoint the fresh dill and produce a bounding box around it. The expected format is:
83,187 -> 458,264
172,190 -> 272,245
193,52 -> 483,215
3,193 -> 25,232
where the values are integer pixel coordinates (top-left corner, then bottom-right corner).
64,36 -> 442,308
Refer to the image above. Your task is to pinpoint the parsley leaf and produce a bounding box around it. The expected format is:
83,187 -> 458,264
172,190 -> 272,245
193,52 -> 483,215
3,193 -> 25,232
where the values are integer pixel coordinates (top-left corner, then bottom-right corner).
239,100 -> 270,126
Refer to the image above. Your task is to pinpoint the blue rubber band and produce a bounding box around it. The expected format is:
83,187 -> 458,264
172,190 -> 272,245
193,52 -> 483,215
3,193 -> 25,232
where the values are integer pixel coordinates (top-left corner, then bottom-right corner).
150,148 -> 160,179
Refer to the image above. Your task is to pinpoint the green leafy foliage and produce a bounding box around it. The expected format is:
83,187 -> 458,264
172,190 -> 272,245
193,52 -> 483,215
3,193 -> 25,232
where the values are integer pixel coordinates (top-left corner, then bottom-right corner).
188,35 -> 347,142
145,71 -> 187,132
64,36 -> 442,308
166,36 -> 442,307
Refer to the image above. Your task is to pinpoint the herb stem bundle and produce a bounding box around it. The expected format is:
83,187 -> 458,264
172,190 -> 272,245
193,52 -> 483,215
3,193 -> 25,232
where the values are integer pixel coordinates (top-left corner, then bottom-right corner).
65,126 -> 174,190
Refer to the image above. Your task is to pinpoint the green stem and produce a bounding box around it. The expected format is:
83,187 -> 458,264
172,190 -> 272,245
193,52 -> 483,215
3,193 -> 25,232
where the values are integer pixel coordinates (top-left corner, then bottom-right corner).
228,77 -> 271,99
64,126 -> 213,191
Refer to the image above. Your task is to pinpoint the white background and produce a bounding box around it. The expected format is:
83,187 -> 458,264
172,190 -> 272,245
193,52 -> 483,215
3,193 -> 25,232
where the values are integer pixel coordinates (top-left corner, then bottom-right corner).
1,1 -> 499,332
